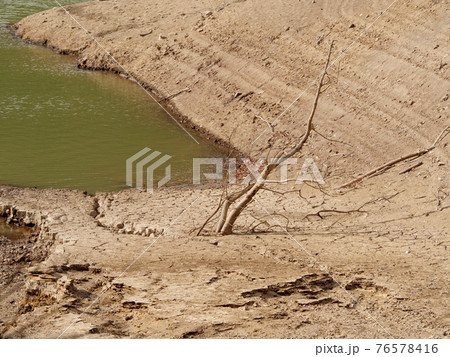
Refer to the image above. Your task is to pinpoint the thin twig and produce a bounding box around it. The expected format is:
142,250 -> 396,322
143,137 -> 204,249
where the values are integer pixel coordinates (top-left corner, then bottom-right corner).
158,87 -> 191,103
196,190 -> 225,236
399,162 -> 423,174
313,128 -> 352,147
255,115 -> 275,132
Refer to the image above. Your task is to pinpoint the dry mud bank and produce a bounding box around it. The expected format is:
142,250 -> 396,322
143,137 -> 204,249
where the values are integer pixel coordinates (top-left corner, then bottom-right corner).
0,154 -> 449,338
2,0 -> 449,338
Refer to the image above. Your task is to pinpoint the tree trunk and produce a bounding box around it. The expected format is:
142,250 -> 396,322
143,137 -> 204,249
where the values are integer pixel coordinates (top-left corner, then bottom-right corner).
220,166 -> 274,235
216,199 -> 231,232
215,42 -> 334,235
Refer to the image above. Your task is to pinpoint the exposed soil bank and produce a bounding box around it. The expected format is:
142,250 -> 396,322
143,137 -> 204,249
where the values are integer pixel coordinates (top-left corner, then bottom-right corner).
2,0 -> 449,339
0,151 -> 449,338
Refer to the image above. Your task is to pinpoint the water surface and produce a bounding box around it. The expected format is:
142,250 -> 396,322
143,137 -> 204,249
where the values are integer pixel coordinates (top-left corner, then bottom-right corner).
0,216 -> 34,241
0,0 -> 223,193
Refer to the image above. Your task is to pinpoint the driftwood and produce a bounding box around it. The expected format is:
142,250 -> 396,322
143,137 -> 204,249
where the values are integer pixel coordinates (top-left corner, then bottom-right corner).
338,125 -> 450,189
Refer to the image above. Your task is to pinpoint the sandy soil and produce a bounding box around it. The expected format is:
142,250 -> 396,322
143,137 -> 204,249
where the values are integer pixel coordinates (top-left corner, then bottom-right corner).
1,0 -> 449,338
1,156 -> 449,338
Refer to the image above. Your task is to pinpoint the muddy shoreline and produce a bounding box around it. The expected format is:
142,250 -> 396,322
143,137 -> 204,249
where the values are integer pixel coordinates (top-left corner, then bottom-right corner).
9,24 -> 239,158
12,0 -> 449,178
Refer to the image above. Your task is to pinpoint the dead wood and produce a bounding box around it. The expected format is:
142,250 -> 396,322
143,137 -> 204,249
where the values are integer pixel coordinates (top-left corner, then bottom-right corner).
216,41 -> 335,235
338,125 -> 449,189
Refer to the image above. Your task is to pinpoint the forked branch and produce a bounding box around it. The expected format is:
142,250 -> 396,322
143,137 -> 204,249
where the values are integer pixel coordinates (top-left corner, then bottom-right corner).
214,41 -> 335,235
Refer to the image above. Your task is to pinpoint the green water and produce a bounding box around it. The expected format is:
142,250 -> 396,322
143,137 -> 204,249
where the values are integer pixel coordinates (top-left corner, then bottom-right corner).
0,0 -> 223,193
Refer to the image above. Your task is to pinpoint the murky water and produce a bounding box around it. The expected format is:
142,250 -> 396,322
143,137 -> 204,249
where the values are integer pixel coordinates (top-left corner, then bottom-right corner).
0,216 -> 34,241
0,0 -> 223,193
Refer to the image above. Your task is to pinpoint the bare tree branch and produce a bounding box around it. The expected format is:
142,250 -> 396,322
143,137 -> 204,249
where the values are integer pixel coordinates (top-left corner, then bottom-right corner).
338,125 -> 450,190
216,41 -> 335,235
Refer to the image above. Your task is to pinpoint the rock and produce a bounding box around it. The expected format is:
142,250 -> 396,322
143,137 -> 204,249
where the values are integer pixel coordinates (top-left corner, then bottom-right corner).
47,213 -> 67,225
18,304 -> 33,314
67,263 -> 90,271
23,214 -> 34,225
122,301 -> 148,309
57,276 -> 76,298
28,263 -> 55,275
134,223 -> 147,235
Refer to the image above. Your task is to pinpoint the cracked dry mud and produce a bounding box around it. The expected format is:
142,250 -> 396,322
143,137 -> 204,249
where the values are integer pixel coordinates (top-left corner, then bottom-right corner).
0,154 -> 449,338
1,0 -> 449,339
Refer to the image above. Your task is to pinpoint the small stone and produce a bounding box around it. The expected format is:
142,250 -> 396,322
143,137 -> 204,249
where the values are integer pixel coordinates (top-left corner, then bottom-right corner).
68,263 -> 90,271
134,224 -> 146,235
349,24 -> 356,28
